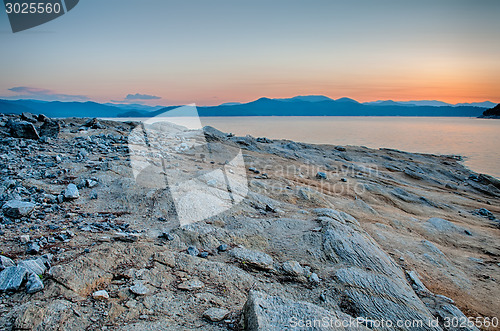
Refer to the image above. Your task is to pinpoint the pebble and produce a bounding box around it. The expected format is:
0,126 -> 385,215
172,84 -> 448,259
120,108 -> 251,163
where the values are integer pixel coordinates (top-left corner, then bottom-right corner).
92,290 -> 109,300
20,235 -> 30,243
309,273 -> 320,284
63,184 -> 80,200
2,200 -> 36,219
203,307 -> 230,322
217,244 -> 228,252
316,172 -> 327,180
187,246 -> 199,257
26,242 -> 41,255
199,252 -> 209,258
130,283 -> 150,296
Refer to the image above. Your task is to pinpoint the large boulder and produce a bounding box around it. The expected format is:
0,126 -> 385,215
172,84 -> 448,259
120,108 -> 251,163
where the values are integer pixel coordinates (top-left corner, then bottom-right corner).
2,200 -> 35,218
0,266 -> 29,292
39,119 -> 60,138
7,120 -> 40,140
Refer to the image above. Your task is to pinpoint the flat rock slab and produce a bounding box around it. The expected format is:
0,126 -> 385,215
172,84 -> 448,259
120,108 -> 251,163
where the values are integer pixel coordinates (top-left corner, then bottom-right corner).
0,266 -> 29,292
229,247 -> 274,270
243,290 -> 368,331
2,200 -> 35,218
203,307 -> 229,322
177,279 -> 204,291
130,283 -> 150,296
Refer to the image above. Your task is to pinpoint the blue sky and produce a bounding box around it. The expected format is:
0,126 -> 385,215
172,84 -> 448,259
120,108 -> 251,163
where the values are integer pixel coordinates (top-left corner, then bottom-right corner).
1,0 -> 499,105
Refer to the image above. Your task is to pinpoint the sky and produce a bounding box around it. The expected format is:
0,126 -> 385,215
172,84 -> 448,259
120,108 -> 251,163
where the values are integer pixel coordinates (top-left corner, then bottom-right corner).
0,0 -> 499,106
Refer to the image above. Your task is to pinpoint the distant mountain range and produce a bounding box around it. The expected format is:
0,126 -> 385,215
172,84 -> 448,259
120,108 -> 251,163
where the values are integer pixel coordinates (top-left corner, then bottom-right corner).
0,96 -> 497,118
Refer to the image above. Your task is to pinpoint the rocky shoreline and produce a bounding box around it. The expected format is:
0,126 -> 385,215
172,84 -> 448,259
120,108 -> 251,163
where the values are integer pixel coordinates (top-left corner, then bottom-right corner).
0,113 -> 499,330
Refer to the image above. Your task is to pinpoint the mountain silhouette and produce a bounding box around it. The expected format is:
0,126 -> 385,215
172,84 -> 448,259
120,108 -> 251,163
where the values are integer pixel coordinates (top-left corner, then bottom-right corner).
0,96 -> 490,118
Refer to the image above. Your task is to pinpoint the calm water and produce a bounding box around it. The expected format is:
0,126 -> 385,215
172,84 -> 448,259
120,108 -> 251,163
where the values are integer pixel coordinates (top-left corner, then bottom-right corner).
199,117 -> 499,178
110,117 -> 499,178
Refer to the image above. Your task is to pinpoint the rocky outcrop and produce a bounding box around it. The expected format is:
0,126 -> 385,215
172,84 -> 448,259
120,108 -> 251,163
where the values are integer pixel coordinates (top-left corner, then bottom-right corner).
243,290 -> 368,331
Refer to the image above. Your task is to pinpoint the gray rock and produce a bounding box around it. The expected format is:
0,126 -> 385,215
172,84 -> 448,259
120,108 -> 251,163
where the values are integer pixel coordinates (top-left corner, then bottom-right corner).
130,282 -> 150,296
39,119 -> 60,138
230,247 -> 274,270
2,200 -> 35,218
25,272 -> 44,294
406,270 -> 431,294
203,307 -> 229,322
203,126 -> 228,142
316,171 -> 327,180
309,272 -> 320,284
7,120 -> 40,140
92,290 -> 109,300
187,246 -> 199,257
177,279 -> 204,291
335,267 -> 439,330
0,266 -> 29,292
217,244 -> 228,252
281,261 -> 304,277
26,242 -> 41,255
20,112 -> 37,123
0,255 -> 15,271
473,208 -> 495,220
17,257 -> 50,276
63,184 -> 80,200
335,146 -> 346,152
242,290 -> 366,331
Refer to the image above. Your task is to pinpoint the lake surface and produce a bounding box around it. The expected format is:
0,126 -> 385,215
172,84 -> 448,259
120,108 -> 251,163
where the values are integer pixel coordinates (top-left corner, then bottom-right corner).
110,116 -> 499,178
199,117 -> 499,178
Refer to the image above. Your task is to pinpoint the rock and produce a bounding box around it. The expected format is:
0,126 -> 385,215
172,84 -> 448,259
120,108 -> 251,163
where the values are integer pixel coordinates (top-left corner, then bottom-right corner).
0,266 -> 29,292
281,261 -> 304,277
406,270 -> 431,294
229,247 -> 274,270
242,290 -> 366,331
0,256 -> 15,271
178,279 -> 204,291
473,208 -> 495,220
92,290 -> 110,300
341,177 -> 347,182
84,118 -> 104,129
20,112 -> 37,123
335,145 -> 346,152
130,282 -> 150,296
18,257 -> 50,275
2,200 -> 35,218
37,114 -> 49,122
39,119 -> 60,138
309,273 -> 320,284
316,171 -> 327,180
63,184 -> 80,200
203,126 -> 228,142
26,242 -> 41,255
217,244 -> 228,252
7,120 -> 40,139
25,272 -> 44,294
203,307 -> 229,322
159,232 -> 174,241
187,246 -> 199,257
199,252 -> 209,258
20,235 -> 30,243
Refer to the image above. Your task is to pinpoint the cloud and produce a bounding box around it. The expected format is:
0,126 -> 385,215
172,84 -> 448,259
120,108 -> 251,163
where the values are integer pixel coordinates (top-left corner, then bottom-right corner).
3,86 -> 89,102
125,93 -> 162,101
